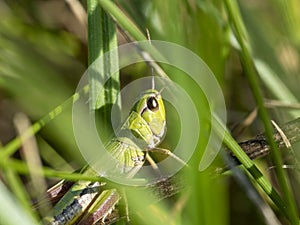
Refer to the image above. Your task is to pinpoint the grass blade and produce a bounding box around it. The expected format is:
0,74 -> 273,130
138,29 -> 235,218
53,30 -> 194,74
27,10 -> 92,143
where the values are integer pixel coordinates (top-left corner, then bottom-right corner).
0,180 -> 38,225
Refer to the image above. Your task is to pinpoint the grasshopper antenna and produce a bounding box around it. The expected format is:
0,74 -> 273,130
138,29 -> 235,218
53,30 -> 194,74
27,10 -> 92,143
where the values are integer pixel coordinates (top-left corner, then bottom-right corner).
146,29 -> 155,90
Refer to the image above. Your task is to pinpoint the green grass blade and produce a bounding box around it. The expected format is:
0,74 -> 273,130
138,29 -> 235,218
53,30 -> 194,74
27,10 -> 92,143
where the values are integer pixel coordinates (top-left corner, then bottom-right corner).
0,86 -> 89,161
4,169 -> 37,219
0,158 -> 103,182
0,180 -> 38,225
88,0 -> 120,111
213,115 -> 289,220
98,0 -> 146,42
87,0 -> 120,143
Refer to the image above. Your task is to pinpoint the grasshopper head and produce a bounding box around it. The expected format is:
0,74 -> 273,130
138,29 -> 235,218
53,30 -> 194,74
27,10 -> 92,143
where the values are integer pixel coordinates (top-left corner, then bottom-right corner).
133,89 -> 166,146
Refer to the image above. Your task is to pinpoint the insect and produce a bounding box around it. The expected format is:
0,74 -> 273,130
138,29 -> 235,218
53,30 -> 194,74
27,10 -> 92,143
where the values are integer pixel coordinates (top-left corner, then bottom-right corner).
43,87 -> 185,225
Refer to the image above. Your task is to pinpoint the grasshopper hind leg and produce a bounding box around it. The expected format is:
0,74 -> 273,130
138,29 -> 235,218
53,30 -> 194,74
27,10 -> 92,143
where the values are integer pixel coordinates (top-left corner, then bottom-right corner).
147,147 -> 189,168
144,148 -> 189,178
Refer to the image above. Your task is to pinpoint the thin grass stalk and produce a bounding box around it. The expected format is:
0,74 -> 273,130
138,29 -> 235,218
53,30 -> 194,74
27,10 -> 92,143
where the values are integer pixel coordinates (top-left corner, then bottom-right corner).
98,0 -> 146,42
0,86 -> 89,161
213,116 -> 289,219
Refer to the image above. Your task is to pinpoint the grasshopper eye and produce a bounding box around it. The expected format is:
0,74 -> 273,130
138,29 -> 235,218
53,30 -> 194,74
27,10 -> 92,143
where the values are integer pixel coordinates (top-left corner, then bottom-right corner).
147,96 -> 159,111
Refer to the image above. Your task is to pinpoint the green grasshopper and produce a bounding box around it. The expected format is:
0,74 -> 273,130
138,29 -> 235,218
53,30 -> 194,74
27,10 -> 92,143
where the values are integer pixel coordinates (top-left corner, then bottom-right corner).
44,88 -> 184,225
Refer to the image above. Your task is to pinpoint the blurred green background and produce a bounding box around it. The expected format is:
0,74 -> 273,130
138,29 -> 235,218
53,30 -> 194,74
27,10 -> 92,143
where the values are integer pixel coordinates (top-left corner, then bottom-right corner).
0,0 -> 300,225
